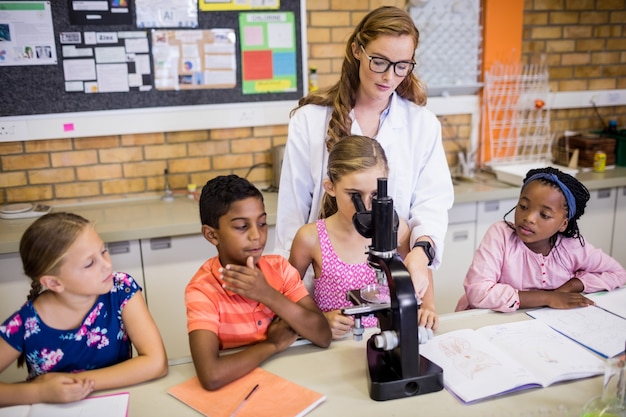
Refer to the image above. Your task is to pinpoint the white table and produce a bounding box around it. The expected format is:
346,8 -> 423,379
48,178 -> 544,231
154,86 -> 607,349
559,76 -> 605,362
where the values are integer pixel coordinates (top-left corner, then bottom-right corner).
106,309 -> 602,417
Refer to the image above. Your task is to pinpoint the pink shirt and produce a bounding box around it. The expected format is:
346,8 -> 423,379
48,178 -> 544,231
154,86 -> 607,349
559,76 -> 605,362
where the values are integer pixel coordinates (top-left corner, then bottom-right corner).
456,221 -> 626,312
185,255 -> 310,349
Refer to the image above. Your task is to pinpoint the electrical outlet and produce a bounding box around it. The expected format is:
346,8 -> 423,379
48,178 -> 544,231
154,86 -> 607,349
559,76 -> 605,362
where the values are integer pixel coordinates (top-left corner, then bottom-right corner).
0,120 -> 27,141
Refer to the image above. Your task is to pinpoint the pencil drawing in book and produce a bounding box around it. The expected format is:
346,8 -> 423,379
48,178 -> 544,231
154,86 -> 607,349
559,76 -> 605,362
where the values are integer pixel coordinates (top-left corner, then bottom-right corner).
420,319 -> 604,403
437,336 -> 501,379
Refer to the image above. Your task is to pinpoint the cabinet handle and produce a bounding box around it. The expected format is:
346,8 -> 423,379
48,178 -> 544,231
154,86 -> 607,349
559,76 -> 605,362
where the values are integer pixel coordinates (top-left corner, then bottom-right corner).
453,231 -> 469,242
596,188 -> 611,199
150,237 -> 172,250
107,241 -> 130,255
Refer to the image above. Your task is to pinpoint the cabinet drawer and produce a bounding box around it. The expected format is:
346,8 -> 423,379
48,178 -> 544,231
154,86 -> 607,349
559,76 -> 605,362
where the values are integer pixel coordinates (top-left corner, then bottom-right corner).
448,202 -> 477,224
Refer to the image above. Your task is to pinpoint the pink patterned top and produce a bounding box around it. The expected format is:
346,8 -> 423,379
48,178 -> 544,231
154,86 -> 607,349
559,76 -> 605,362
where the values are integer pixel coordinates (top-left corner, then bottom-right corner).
314,219 -> 378,327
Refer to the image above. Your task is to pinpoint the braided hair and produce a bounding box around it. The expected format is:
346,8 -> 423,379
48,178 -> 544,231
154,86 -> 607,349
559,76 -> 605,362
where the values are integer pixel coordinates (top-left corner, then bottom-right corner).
17,211 -> 91,366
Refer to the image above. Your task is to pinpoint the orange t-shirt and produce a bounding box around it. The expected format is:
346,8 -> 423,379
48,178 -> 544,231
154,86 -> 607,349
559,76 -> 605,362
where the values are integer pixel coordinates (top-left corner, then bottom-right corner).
185,255 -> 310,350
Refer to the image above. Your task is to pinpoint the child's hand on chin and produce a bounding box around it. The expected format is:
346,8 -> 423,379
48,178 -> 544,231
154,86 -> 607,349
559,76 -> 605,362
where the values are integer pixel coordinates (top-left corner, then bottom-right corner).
221,256 -> 272,301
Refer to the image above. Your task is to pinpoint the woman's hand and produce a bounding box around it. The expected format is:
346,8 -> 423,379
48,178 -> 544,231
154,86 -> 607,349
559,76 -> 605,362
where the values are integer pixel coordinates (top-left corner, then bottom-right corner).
418,273 -> 438,330
403,245 -> 431,299
418,303 -> 438,331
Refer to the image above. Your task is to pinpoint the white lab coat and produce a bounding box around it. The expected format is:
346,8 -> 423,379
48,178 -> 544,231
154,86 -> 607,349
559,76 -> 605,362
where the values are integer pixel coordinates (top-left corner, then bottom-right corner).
274,92 -> 454,270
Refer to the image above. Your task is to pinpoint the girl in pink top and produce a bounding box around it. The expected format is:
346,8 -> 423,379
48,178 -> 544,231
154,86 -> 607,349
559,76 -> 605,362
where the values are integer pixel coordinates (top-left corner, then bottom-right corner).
457,167 -> 626,312
290,135 -> 438,339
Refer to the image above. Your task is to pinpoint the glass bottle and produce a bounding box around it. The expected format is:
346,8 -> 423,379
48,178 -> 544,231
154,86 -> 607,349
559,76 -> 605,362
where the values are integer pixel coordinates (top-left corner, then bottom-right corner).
581,355 -> 626,417
308,67 -> 318,93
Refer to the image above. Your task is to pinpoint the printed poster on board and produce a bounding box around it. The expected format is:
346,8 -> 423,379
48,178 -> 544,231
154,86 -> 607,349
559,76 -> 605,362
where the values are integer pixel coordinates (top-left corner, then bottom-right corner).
135,0 -> 198,28
151,29 -> 236,90
60,30 -> 153,93
239,11 -> 296,94
199,0 -> 279,12
0,1 -> 57,66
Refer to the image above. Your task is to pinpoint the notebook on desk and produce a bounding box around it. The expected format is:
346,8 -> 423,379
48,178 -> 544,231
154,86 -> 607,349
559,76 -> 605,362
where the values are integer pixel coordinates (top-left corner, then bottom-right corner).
586,286 -> 626,320
0,392 -> 129,417
527,303 -> 626,358
168,367 -> 325,417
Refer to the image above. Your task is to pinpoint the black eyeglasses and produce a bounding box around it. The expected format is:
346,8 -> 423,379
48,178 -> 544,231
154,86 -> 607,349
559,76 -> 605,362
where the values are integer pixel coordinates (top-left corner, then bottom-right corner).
360,45 -> 415,77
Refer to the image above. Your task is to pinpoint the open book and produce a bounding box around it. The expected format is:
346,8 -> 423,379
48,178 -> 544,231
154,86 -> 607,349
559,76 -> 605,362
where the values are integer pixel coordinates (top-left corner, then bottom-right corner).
587,286 -> 626,320
419,319 -> 604,404
168,367 -> 325,417
0,392 -> 129,417
527,304 -> 626,358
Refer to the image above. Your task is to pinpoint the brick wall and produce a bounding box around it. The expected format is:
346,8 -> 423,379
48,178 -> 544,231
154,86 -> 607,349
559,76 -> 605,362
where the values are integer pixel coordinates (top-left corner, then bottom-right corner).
522,0 -> 626,136
1,0 -> 625,205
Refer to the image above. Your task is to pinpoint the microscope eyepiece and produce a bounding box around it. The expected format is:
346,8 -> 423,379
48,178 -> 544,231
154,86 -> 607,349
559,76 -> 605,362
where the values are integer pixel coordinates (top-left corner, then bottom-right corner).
351,193 -> 366,213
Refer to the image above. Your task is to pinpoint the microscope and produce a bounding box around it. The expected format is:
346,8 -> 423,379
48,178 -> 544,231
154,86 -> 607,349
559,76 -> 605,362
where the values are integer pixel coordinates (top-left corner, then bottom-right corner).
342,178 -> 443,401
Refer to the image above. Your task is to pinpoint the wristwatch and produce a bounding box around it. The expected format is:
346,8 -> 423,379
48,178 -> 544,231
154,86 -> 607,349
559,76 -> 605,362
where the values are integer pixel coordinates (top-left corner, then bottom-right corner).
413,241 -> 435,266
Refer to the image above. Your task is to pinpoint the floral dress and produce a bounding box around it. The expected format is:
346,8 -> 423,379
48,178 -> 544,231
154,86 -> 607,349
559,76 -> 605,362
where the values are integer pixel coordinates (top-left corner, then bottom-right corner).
0,272 -> 139,380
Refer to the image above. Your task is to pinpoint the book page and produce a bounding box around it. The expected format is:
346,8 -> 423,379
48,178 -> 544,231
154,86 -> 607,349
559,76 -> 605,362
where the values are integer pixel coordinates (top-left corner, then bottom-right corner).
527,305 -> 626,358
420,328 -> 540,403
168,367 -> 325,417
587,287 -> 626,319
0,393 -> 129,417
477,320 -> 604,386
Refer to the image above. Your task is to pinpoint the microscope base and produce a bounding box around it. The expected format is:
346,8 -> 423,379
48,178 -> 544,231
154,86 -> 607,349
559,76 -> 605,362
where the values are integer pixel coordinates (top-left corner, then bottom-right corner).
366,336 -> 444,401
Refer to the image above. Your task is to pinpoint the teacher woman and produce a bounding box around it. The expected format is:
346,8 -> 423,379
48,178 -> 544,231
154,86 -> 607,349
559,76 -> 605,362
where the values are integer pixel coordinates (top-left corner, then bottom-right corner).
274,6 -> 454,330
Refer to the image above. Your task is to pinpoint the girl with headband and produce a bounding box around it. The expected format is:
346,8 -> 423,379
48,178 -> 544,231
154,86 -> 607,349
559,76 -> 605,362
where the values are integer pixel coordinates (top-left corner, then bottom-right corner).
456,167 -> 626,312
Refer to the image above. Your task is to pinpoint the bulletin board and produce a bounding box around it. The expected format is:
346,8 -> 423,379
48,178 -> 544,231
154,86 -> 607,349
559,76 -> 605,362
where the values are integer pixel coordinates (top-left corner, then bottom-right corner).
0,0 -> 306,141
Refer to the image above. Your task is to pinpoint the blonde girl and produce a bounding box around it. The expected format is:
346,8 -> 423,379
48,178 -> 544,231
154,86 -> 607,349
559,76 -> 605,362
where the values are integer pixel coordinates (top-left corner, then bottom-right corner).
289,135 -> 438,339
0,212 -> 167,407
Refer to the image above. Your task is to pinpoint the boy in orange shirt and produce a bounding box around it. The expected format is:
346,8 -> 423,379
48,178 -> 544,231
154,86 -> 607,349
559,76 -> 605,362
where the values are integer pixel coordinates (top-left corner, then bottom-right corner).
185,175 -> 331,391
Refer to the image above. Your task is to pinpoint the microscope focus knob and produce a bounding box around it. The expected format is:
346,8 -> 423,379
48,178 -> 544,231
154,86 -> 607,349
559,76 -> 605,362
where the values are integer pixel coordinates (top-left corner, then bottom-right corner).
373,330 -> 398,351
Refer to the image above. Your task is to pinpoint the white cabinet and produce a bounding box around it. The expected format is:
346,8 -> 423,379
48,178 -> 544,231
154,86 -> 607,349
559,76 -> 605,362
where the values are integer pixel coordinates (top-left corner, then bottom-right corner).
578,187 -> 616,255
141,234 -> 213,364
611,186 -> 626,267
475,198 -> 517,248
108,240 -> 145,294
434,203 -> 477,314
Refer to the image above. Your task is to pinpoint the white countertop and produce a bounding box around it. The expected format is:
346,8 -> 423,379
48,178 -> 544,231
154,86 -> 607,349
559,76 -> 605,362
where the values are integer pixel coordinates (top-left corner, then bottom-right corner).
1,167 -> 625,254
